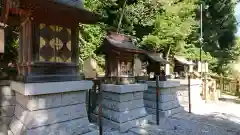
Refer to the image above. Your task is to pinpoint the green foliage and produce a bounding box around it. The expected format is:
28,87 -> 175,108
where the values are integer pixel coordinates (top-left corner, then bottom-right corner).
0,27 -> 18,67
141,0 -> 198,56
78,0 -> 107,69
199,0 -> 237,73
82,0 -> 238,75
0,27 -> 18,79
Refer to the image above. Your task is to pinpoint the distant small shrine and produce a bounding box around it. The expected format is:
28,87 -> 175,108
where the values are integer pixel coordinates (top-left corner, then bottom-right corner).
140,52 -> 169,80
97,32 -> 144,84
174,55 -> 195,78
0,0 -> 100,82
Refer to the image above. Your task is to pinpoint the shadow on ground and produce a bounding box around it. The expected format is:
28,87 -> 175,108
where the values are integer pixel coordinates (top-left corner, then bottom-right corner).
219,97 -> 240,104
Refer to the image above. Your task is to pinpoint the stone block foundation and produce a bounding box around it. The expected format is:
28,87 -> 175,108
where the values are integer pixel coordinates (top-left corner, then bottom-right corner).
8,81 -> 98,135
92,84 -> 149,133
144,81 -> 184,123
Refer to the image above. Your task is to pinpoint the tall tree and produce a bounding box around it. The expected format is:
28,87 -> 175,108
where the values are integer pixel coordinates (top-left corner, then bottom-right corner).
200,0 -> 237,73
140,0 -> 198,60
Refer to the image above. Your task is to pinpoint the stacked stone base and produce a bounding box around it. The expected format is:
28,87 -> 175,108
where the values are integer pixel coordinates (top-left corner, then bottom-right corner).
91,84 -> 149,133
144,81 -> 184,121
9,81 -> 98,135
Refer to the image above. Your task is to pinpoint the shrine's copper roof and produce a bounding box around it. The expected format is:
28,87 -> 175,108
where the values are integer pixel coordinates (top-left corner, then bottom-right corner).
100,32 -> 144,54
145,53 -> 169,64
174,55 -> 195,65
55,0 -> 84,9
1,0 -> 101,25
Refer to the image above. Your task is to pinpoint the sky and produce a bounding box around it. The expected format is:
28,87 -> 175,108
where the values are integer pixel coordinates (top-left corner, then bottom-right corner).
235,3 -> 240,36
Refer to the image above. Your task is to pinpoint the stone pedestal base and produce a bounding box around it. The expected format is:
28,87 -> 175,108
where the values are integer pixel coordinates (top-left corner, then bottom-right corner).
9,81 -> 98,135
144,81 -> 184,121
92,84 -> 149,133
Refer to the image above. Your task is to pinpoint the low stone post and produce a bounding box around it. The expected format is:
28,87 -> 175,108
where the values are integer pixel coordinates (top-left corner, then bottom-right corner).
144,80 -> 183,123
9,80 -> 98,135
92,83 -> 149,133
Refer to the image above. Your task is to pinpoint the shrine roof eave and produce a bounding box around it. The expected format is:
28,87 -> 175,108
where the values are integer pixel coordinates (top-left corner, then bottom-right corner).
174,55 -> 195,65
104,35 -> 144,53
96,33 -> 145,55
1,0 -> 102,25
103,41 -> 145,54
96,45 -> 144,56
22,0 -> 101,24
144,52 -> 169,64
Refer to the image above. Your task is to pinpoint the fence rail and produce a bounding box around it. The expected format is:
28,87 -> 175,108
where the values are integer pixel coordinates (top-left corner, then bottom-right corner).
209,74 -> 239,97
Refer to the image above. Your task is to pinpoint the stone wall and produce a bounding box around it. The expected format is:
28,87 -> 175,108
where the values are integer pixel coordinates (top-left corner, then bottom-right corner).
0,80 -> 15,135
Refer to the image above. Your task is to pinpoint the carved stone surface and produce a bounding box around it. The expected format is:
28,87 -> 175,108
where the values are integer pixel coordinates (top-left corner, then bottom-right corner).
101,84 -> 147,94
11,80 -> 93,95
96,107 -> 147,123
15,91 -> 86,111
144,92 -> 178,103
146,81 -> 180,88
103,91 -> 143,102
146,106 -> 184,120
14,103 -> 87,128
102,99 -> 144,112
144,100 -> 180,111
146,87 -> 178,95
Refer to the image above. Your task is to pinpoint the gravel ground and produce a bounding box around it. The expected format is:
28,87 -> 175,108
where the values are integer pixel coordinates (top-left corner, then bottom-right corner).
168,96 -> 240,135
137,96 -> 240,135
102,95 -> 240,135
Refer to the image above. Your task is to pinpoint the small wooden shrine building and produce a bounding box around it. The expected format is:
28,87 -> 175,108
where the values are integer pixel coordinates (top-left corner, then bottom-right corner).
97,32 -> 144,84
145,53 -> 169,74
174,55 -> 195,77
0,0 -> 100,82
139,52 -> 169,80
